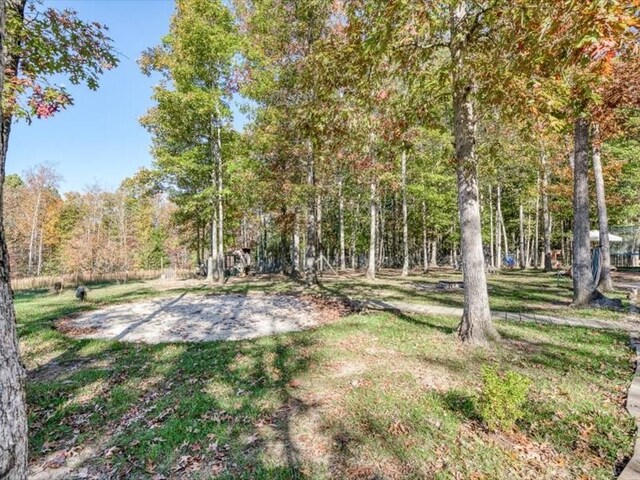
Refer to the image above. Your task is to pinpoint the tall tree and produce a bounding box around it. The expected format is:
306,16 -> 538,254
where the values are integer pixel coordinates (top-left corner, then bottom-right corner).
572,118 -> 595,305
0,5 -> 25,479
449,1 -> 496,343
0,1 -> 116,477
400,150 -> 409,276
141,0 -> 240,284
591,123 -> 613,292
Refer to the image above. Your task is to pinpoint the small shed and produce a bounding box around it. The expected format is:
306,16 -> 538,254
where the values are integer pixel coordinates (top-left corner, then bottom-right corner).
225,248 -> 252,276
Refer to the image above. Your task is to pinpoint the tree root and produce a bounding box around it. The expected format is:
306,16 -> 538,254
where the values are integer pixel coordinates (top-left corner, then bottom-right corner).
589,290 -> 623,310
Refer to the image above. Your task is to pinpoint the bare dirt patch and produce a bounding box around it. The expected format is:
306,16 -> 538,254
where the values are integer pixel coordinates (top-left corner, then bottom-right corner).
57,293 -> 348,343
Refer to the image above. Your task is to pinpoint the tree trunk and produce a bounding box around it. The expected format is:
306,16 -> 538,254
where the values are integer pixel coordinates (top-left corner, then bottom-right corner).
561,220 -> 566,265
449,224 -> 455,266
401,151 -> 409,276
338,176 -> 346,271
213,107 -> 224,283
519,204 -> 525,269
316,193 -> 323,273
36,227 -> 43,276
196,226 -> 201,268
292,210 -> 300,276
498,189 -> 509,259
27,189 -> 41,276
496,185 -> 503,268
534,177 -> 540,269
422,201 -> 428,273
207,116 -> 221,283
201,224 -> 206,268
451,2 -> 497,344
525,212 -> 532,267
216,143 -> 224,281
541,152 -> 552,271
592,123 -> 613,292
305,145 -> 317,285
207,216 -> 218,283
351,202 -> 358,270
430,240 -> 438,267
366,178 -> 377,280
489,185 -> 494,268
572,118 -> 596,305
376,194 -> 384,268
0,0 -> 28,476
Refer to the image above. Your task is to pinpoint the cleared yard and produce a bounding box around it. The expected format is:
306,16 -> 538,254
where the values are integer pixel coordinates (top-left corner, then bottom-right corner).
18,276 -> 636,479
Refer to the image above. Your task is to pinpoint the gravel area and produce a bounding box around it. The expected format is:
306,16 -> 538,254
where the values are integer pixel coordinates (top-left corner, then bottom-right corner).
58,293 -> 339,343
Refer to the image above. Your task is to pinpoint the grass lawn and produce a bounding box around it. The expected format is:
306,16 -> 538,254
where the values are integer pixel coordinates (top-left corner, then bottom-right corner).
321,269 -> 636,321
19,277 -> 637,479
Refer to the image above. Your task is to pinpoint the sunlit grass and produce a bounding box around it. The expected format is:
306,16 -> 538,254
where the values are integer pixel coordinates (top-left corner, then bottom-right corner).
17,277 -> 636,479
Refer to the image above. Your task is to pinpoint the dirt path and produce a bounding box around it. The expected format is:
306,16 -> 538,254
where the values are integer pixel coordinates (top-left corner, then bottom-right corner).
356,298 -> 640,332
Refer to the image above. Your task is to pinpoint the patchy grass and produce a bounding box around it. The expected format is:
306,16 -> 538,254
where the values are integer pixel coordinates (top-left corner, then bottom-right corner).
322,269 -> 636,321
18,278 -> 636,479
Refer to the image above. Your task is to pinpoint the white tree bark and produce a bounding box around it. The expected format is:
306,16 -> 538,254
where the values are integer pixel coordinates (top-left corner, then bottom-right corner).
534,175 -> 540,268
207,216 -> 218,283
377,195 -> 384,268
36,228 -> 43,276
489,185 -> 495,268
541,152 -> 552,271
592,123 -> 613,292
207,114 -> 221,283
401,151 -> 409,276
430,240 -> 438,267
317,193 -> 323,273
351,202 -> 358,270
496,185 -> 503,269
27,189 -> 41,276
292,210 -> 300,276
338,176 -> 346,271
366,178 -> 377,280
422,201 -> 428,272
215,112 -> 224,284
519,204 -> 525,269
525,211 -> 532,267
305,145 -> 317,285
497,186 -> 509,259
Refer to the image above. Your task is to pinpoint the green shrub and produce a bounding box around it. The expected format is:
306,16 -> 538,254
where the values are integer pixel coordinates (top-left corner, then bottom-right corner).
479,366 -> 530,431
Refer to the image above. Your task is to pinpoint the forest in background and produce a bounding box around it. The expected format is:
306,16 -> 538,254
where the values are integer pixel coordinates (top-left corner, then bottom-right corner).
6,124 -> 639,279
4,165 -> 191,278
6,0 -> 640,283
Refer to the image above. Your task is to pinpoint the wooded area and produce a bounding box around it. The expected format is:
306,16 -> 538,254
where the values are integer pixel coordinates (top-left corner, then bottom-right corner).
2,0 -> 640,478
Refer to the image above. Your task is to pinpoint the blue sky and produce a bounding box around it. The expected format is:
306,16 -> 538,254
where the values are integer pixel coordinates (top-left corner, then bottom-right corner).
7,0 -> 248,193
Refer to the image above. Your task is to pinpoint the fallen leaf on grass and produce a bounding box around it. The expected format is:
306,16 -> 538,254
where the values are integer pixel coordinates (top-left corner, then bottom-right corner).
103,446 -> 120,458
45,451 -> 67,469
173,455 -> 202,473
145,459 -> 156,474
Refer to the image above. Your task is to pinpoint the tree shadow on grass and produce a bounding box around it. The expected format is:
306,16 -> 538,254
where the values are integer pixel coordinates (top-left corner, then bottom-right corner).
386,310 -> 457,335
497,327 -> 632,378
23,284 -> 322,479
439,390 -> 480,422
